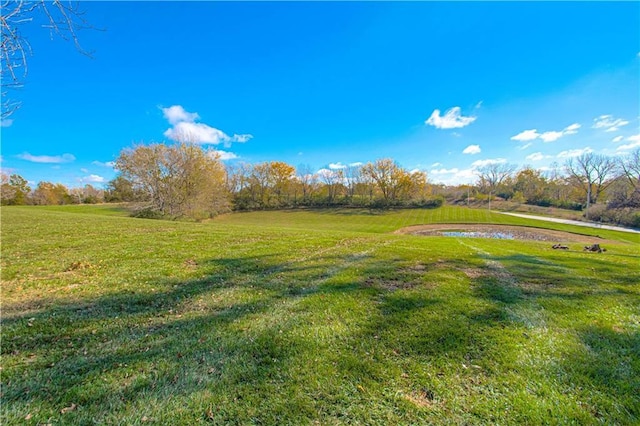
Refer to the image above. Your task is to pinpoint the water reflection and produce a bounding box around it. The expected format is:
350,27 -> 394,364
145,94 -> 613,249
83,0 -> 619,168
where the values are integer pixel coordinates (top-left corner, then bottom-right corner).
441,231 -> 514,240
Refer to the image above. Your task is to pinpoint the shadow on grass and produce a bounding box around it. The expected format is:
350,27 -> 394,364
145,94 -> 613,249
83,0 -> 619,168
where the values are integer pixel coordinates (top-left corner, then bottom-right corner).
464,252 -> 640,422
1,252 -> 386,424
3,250 -> 639,424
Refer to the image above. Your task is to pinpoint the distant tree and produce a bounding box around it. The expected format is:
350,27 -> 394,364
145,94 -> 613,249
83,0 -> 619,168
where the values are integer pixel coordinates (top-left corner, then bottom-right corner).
30,181 -> 71,205
1,0 -> 97,119
361,159 -> 413,205
1,173 -> 31,205
344,164 -> 363,201
619,149 -> 640,195
317,168 -> 344,204
513,167 -> 547,204
115,142 -> 229,219
476,163 -> 517,200
267,161 -> 296,207
609,148 -> 640,208
296,164 -> 317,205
104,175 -> 145,202
565,153 -> 616,214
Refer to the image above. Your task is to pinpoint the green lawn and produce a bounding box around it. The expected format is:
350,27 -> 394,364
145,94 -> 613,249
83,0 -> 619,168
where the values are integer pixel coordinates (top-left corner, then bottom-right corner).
2,205 -> 639,425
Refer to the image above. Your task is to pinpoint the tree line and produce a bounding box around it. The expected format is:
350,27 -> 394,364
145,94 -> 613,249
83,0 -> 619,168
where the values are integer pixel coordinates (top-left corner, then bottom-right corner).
2,142 -> 639,226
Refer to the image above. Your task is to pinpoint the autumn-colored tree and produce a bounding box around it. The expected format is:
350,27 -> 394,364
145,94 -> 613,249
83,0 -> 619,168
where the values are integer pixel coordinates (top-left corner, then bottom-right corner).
361,159 -> 415,205
30,181 -> 72,205
115,142 -> 229,219
1,173 -> 30,205
267,161 -> 296,207
513,167 -> 547,204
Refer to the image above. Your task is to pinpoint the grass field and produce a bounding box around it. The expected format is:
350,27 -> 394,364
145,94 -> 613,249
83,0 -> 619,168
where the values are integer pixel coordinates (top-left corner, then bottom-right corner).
2,205 -> 639,425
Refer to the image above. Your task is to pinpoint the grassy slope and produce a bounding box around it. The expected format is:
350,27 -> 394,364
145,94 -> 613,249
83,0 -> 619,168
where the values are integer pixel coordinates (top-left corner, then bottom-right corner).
2,205 -> 639,425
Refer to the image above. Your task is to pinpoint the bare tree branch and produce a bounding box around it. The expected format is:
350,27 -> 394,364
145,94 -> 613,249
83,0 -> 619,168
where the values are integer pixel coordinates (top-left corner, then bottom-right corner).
1,0 -> 98,119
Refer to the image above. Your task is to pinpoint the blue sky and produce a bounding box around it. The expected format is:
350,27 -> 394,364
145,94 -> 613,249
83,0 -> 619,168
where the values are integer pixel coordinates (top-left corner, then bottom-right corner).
1,1 -> 639,187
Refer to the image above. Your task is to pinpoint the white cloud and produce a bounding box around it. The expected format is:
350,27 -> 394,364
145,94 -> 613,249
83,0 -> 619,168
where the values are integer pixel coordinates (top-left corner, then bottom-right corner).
430,167 -> 460,175
525,152 -> 548,162
232,134 -> 252,143
210,150 -> 238,161
430,162 -> 443,167
1,118 -> 13,127
511,129 -> 540,142
462,144 -> 481,155
162,105 -> 200,125
316,168 -> 336,178
616,141 -> 640,152
17,152 -> 76,163
539,131 -> 564,143
348,162 -> 363,167
471,158 -> 507,168
92,160 -> 115,168
612,136 -> 624,143
80,168 -> 89,173
518,143 -> 533,150
83,174 -> 105,183
429,167 -> 476,185
511,123 -> 580,143
592,115 -> 629,132
557,147 -> 593,158
616,134 -> 640,151
161,105 -> 253,146
425,106 -> 476,129
328,162 -> 347,170
564,123 -> 581,134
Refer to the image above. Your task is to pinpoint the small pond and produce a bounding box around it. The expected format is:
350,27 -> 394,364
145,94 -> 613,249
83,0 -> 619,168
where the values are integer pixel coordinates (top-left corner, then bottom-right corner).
440,231 -> 515,240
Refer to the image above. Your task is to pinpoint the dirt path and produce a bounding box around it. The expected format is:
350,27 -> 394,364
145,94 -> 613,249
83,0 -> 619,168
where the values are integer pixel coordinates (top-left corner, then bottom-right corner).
498,212 -> 640,234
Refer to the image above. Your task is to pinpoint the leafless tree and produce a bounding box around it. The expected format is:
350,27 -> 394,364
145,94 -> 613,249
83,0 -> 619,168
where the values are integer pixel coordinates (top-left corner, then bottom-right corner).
619,148 -> 640,193
476,163 -> 516,193
1,0 -> 96,119
296,164 -> 317,203
344,163 -> 363,200
565,153 -> 616,215
610,148 -> 640,207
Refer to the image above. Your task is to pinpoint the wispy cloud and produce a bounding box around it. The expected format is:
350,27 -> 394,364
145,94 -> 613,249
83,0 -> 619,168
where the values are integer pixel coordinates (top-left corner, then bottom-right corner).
511,129 -> 540,142
612,136 -> 624,143
81,174 -> 105,183
17,152 -> 76,164
525,152 -> 549,162
425,106 -> 476,129
209,150 -> 238,161
328,162 -> 347,170
462,144 -> 481,155
162,105 -> 252,146
592,115 -> 629,132
1,118 -> 13,127
429,167 -> 476,185
616,134 -> 640,152
92,160 -> 115,168
471,158 -> 507,168
518,143 -> 533,150
511,123 -> 580,143
557,147 -> 593,158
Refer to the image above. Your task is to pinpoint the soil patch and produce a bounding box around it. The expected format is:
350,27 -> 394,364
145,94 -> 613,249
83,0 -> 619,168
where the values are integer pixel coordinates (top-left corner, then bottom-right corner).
395,224 -> 612,243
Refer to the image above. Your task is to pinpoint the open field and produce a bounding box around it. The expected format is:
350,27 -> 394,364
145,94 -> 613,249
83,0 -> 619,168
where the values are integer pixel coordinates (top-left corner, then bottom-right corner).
2,205 -> 639,425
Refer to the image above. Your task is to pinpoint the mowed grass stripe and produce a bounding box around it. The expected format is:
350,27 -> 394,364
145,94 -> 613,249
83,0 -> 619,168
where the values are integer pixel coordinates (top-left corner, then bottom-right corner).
1,205 -> 638,425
